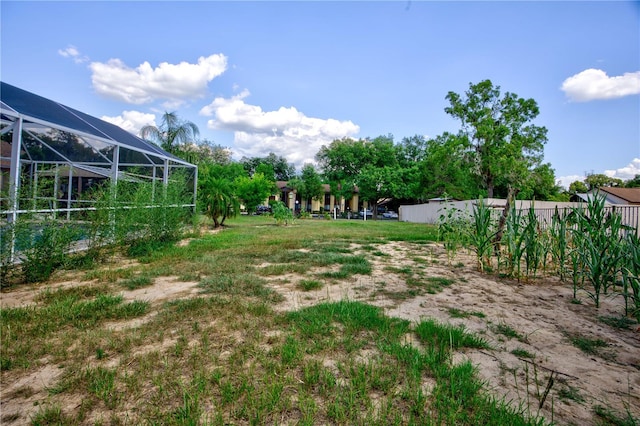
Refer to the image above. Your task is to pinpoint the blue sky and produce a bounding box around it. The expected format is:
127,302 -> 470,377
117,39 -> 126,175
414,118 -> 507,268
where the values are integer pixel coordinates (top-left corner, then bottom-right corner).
2,1 -> 639,188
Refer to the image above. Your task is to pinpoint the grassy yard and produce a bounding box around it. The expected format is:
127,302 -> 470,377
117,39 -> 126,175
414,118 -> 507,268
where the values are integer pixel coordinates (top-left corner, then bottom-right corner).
1,216 -> 548,425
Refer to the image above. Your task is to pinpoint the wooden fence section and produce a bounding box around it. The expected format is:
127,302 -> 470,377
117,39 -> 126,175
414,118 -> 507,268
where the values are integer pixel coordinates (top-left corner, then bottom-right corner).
398,199 -> 640,234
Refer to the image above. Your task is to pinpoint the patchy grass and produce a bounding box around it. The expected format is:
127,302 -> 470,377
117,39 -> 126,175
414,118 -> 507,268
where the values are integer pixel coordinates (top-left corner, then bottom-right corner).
568,334 -> 609,356
297,279 -> 323,291
448,307 -> 486,319
511,348 -> 536,359
1,216 -> 550,425
492,322 -> 523,340
598,315 -> 637,330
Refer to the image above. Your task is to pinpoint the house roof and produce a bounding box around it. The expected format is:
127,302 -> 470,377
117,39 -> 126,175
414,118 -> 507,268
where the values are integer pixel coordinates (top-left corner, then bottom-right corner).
1,81 -> 194,168
597,187 -> 640,204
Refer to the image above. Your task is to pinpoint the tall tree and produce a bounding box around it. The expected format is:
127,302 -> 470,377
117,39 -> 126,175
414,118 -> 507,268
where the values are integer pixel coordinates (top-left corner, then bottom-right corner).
317,135 -> 403,218
444,80 -> 548,200
357,165 -> 403,218
445,80 -> 548,248
140,111 -> 200,153
316,137 -> 370,202
240,153 -> 296,181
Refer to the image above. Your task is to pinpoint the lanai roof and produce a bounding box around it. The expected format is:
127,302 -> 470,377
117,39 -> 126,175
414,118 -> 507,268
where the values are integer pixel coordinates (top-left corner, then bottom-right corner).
0,81 -> 194,167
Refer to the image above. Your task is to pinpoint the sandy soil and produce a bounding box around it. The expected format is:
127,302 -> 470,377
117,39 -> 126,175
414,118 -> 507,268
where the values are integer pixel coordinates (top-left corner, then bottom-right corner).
1,240 -> 638,425
265,241 -> 640,425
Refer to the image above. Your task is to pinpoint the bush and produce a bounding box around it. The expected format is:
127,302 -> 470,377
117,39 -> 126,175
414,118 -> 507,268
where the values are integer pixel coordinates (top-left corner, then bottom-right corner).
272,201 -> 294,226
20,221 -> 82,283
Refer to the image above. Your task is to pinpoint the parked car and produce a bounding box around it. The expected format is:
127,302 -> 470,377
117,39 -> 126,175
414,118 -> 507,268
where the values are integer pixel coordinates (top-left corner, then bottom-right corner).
255,205 -> 272,215
382,211 -> 399,219
359,209 -> 373,218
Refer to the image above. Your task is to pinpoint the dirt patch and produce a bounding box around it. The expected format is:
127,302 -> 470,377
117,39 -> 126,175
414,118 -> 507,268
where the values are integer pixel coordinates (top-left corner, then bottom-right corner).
0,364 -> 65,423
264,242 -> 640,425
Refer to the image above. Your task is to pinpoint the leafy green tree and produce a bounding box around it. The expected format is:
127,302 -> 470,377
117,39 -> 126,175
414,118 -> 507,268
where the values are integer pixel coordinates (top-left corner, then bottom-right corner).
288,164 -> 324,212
397,134 -> 429,164
235,173 -> 276,214
255,163 -> 276,182
518,163 -> 562,200
140,111 -> 200,153
175,140 -> 232,166
316,137 -> 370,202
396,135 -> 431,201
445,80 -> 549,248
418,133 -> 476,200
445,80 -> 548,199
569,180 -> 589,193
357,165 -> 403,218
317,134 -> 405,217
241,153 -> 296,181
584,173 -> 623,190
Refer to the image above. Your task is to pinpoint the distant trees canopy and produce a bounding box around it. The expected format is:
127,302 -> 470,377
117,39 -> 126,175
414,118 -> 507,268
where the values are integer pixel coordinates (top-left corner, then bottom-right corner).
569,173 -> 627,193
625,175 -> 640,188
174,140 -> 232,166
569,180 -> 589,193
159,79 -> 570,225
584,173 -> 624,190
240,153 -> 296,181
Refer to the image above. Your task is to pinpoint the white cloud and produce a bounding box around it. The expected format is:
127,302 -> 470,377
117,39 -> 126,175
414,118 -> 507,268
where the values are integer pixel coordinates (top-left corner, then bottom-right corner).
90,54 -> 228,105
200,91 -> 360,167
58,45 -> 88,64
604,158 -> 640,181
561,69 -> 640,102
101,110 -> 156,136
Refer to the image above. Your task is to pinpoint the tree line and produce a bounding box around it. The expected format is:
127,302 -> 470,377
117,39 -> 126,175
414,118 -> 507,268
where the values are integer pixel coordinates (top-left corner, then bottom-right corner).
140,80 -> 637,227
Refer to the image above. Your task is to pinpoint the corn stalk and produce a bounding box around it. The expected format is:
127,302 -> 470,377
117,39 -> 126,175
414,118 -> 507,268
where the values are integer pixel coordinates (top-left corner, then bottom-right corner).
468,198 -> 495,272
621,233 -> 640,321
569,195 -> 625,308
550,207 -> 570,281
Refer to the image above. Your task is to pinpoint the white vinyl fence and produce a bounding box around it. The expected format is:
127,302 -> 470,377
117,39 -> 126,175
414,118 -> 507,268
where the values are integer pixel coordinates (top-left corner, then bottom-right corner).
399,199 -> 640,234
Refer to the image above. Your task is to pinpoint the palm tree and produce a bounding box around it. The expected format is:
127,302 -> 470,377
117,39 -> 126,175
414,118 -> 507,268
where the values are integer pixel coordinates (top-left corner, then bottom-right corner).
140,112 -> 200,153
200,175 -> 239,228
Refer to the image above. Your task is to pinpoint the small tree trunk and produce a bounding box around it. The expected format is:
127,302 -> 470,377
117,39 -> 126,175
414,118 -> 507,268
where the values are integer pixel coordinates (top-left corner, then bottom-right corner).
493,186 -> 519,254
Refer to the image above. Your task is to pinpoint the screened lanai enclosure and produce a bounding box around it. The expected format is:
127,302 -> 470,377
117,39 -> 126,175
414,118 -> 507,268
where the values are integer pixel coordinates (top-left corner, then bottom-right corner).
1,82 -> 198,265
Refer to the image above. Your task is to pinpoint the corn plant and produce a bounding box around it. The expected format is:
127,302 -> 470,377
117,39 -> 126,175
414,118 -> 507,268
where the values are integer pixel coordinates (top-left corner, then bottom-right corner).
502,204 -> 524,280
549,207 -> 570,281
437,206 -> 469,265
522,205 -> 545,280
467,199 -> 495,272
568,244 -> 584,301
621,232 -> 640,322
568,195 -> 626,308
